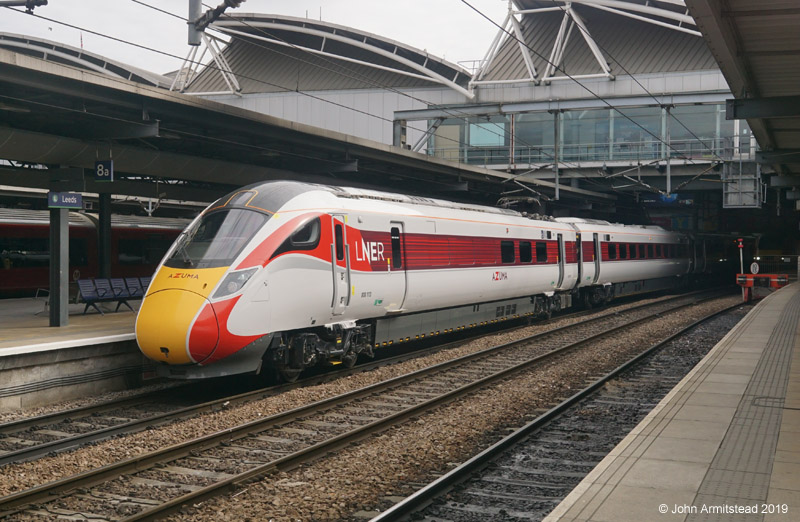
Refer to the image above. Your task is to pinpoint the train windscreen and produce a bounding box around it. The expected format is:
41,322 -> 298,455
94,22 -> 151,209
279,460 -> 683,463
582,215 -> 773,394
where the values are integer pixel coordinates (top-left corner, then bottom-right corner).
164,209 -> 268,269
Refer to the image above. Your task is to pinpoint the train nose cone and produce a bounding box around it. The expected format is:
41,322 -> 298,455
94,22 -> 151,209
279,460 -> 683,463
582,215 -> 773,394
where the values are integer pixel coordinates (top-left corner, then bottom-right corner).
136,289 -> 219,364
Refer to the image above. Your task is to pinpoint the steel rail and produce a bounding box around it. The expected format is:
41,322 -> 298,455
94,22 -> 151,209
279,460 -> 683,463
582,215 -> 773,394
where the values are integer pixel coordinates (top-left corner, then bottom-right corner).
0,289 -> 709,467
0,339 -> 476,467
124,292 -> 731,521
369,302 -> 743,521
0,290 -> 726,519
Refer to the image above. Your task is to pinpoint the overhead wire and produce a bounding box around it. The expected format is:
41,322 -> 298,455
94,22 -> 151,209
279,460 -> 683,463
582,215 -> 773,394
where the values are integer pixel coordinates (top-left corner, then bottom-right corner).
544,0 -> 726,164
187,0 -> 571,170
5,2 -> 638,198
7,0 -> 607,198
129,0 -> 494,158
0,7 -> 511,192
461,0 -> 717,176
126,0 -> 601,198
0,5 -> 407,138
195,2 -> 612,189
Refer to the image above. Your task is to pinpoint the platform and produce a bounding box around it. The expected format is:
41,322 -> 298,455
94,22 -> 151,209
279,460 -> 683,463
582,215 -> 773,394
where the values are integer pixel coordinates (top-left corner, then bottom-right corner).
546,284 -> 800,521
0,297 -> 137,350
0,298 -> 151,411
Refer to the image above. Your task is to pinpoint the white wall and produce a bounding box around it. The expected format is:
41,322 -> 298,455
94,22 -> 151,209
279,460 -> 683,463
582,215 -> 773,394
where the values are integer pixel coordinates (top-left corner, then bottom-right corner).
203,87 -> 469,148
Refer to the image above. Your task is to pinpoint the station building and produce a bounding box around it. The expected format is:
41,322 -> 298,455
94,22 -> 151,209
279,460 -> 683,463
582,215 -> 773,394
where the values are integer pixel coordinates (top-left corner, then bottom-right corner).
0,1 -> 795,254
176,2 -> 767,231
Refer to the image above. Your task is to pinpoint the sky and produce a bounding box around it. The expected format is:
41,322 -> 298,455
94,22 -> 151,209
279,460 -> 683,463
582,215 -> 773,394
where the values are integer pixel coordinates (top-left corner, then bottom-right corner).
0,0 -> 510,75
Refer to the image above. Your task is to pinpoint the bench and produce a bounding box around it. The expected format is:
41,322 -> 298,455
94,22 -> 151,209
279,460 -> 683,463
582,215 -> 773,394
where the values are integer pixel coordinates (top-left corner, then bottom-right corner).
77,277 -> 151,315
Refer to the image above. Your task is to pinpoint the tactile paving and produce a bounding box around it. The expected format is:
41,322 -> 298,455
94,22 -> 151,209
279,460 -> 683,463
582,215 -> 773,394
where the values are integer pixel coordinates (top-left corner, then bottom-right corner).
687,292 -> 800,522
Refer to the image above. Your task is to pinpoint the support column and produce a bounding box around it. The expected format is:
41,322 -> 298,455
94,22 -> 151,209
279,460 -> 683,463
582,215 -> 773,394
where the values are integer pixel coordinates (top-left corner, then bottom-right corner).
98,193 -> 112,279
553,111 -> 560,201
665,105 -> 672,195
393,120 -> 407,148
49,208 -> 69,327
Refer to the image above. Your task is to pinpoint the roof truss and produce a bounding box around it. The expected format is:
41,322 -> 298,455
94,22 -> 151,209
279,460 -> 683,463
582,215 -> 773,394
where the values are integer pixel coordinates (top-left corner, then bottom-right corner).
471,0 -> 701,89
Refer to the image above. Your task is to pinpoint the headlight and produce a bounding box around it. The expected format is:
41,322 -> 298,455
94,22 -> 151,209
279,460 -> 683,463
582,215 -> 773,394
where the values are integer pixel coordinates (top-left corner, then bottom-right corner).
212,267 -> 259,299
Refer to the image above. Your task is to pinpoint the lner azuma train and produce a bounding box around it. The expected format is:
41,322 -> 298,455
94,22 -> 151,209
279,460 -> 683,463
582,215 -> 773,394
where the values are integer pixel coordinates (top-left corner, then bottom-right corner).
136,181 -> 703,381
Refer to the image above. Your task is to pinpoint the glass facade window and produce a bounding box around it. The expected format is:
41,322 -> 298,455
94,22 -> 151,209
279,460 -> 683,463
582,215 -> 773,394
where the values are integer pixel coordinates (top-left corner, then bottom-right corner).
612,106 -> 662,161
515,112 -> 555,164
670,104 -> 721,159
466,115 -> 510,165
426,103 -> 737,167
561,109 -> 610,162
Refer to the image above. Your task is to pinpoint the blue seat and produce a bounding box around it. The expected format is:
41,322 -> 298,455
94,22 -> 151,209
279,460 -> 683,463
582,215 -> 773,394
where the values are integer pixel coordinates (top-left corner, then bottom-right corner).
140,276 -> 152,292
77,279 -> 105,315
77,278 -> 136,315
110,278 -> 134,312
125,277 -> 144,299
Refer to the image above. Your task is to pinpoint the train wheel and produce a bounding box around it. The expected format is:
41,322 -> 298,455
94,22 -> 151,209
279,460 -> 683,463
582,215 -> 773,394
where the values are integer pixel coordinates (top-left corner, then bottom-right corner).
342,350 -> 358,369
276,366 -> 302,383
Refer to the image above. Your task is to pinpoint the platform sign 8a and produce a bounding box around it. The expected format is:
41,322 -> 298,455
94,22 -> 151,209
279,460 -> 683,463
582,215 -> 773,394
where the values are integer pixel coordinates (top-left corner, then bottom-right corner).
94,160 -> 114,182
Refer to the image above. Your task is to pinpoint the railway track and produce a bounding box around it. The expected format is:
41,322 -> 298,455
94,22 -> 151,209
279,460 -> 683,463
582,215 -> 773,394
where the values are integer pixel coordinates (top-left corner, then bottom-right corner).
0,290 -> 704,468
0,290 -> 729,521
370,302 -> 747,521
0,339 -> 483,468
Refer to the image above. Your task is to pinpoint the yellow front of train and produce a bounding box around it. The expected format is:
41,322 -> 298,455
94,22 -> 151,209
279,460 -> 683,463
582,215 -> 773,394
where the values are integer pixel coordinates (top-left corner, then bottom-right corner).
136,206 -> 269,370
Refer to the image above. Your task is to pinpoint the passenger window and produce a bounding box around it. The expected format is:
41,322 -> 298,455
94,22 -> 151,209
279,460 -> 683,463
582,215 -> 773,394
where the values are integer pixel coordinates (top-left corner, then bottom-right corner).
520,241 -> 532,263
390,227 -> 402,268
335,223 -> 344,261
501,241 -> 515,264
620,244 -> 627,259
656,244 -> 662,257
609,243 -> 617,260
629,244 -> 637,259
291,218 -> 320,247
270,217 -> 321,259
638,244 -> 644,258
647,244 -> 654,258
536,241 -> 548,263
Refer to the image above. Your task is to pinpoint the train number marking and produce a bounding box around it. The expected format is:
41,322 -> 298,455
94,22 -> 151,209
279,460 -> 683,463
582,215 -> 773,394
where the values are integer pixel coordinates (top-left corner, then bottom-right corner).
492,271 -> 508,281
355,241 -> 385,262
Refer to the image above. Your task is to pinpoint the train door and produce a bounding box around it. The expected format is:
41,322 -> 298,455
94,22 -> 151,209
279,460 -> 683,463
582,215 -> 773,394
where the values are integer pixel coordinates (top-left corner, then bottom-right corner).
556,233 -> 565,288
575,232 -> 583,284
593,233 -> 601,283
388,222 -> 407,311
330,214 -> 351,315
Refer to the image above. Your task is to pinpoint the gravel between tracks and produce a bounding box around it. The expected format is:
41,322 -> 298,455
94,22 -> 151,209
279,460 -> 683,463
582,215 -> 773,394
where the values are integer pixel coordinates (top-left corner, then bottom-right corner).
0,294 -> 739,518
166,296 -> 743,522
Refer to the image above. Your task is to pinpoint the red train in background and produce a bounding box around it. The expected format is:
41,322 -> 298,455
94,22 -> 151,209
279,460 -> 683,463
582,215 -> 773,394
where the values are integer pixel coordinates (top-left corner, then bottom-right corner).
0,209 -> 189,297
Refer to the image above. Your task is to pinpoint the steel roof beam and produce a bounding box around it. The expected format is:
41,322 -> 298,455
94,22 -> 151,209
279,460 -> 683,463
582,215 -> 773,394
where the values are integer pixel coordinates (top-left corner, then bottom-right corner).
727,96 -> 800,120
756,153 -> 800,168
395,92 -> 731,121
213,21 -> 474,99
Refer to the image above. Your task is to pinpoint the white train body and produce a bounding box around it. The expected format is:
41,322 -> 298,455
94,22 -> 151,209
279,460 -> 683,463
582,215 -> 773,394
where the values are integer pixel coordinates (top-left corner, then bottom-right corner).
136,181 -> 693,379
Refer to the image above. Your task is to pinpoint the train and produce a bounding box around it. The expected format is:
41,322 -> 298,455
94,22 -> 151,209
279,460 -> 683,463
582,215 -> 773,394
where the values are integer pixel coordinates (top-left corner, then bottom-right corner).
0,208 -> 188,297
135,181 -> 707,381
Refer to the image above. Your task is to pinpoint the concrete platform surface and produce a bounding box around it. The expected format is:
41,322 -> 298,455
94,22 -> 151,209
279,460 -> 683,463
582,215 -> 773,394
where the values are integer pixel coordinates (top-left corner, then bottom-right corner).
546,284 -> 800,522
0,297 -> 137,351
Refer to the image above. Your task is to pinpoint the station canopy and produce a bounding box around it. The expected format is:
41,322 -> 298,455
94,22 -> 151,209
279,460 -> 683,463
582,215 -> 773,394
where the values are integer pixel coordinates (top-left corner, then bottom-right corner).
188,14 -> 473,98
686,0 -> 800,178
0,37 -> 606,207
474,0 -> 716,86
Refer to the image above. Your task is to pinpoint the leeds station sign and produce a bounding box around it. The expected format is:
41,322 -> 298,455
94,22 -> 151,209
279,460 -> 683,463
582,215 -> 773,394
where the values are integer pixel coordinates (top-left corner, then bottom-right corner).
47,191 -> 82,209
